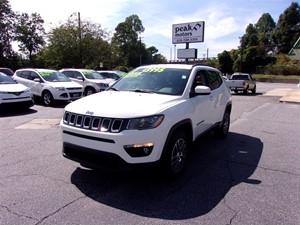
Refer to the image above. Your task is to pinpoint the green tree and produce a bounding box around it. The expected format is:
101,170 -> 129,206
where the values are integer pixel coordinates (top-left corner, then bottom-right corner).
0,0 -> 15,66
40,15 -> 110,69
256,13 -> 276,54
14,12 -> 46,63
272,2 -> 300,54
242,24 -> 259,49
111,14 -> 145,68
218,50 -> 234,74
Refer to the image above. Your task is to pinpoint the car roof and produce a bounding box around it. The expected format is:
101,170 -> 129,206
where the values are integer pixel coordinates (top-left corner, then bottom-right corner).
61,68 -> 95,72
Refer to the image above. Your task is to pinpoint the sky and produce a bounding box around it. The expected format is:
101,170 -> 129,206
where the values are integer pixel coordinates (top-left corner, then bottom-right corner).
9,0 -> 297,61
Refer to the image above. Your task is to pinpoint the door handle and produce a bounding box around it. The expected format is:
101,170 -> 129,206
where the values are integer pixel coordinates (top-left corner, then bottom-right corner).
209,96 -> 214,101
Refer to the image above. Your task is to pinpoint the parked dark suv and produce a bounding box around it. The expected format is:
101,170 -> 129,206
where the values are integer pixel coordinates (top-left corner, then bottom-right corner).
0,68 -> 14,77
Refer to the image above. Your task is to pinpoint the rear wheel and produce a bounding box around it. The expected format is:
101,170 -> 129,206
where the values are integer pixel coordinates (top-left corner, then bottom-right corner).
251,85 -> 256,94
243,86 -> 249,94
162,131 -> 189,177
42,91 -> 53,106
214,109 -> 230,138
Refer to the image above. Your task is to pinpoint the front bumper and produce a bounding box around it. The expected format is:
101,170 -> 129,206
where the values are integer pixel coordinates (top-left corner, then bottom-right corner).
60,122 -> 169,167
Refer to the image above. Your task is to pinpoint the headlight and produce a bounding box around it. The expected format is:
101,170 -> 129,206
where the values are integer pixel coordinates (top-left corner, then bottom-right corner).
55,87 -> 65,91
127,115 -> 164,130
97,83 -> 108,88
24,88 -> 30,93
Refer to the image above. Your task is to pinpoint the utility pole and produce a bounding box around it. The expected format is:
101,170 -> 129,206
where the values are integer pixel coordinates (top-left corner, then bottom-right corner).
139,36 -> 142,66
78,12 -> 82,67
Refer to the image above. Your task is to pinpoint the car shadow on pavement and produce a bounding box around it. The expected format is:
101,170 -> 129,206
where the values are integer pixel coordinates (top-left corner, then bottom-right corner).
0,107 -> 37,117
231,92 -> 263,96
33,97 -> 71,108
70,132 -> 263,220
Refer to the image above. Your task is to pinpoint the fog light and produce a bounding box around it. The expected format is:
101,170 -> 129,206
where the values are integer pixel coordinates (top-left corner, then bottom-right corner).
124,143 -> 154,157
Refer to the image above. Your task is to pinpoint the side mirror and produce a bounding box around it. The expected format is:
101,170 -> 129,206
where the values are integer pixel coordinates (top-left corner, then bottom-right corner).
194,85 -> 211,95
76,76 -> 84,81
34,78 -> 41,83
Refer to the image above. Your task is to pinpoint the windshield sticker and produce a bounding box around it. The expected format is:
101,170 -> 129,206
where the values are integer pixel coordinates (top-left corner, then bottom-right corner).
126,68 -> 165,78
39,72 -> 52,76
142,68 -> 165,73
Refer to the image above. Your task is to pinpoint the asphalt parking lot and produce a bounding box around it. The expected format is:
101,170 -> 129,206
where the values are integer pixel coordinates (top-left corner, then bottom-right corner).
0,82 -> 299,225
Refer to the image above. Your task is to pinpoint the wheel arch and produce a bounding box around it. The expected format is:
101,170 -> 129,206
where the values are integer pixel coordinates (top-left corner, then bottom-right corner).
161,119 -> 193,158
84,86 -> 96,93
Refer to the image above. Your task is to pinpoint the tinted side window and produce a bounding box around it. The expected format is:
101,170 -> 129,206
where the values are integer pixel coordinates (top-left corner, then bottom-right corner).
206,70 -> 222,90
73,71 -> 82,79
62,71 -> 73,78
30,71 -> 40,80
20,71 -> 31,79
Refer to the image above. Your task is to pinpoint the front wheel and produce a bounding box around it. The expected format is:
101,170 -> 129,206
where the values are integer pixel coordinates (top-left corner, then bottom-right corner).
85,87 -> 96,96
42,91 -> 53,106
162,131 -> 189,177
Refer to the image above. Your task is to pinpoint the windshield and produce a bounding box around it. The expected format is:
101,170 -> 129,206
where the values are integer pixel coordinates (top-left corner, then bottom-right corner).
0,73 -> 17,84
40,71 -> 71,82
110,67 -> 190,95
83,71 -> 105,80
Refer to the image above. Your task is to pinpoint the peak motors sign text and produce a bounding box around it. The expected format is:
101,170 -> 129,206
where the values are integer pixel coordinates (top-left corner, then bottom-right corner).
172,21 -> 205,44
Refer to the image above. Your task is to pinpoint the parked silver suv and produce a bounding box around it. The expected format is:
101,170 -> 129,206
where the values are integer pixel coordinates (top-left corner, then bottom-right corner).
13,68 -> 83,106
60,69 -> 113,96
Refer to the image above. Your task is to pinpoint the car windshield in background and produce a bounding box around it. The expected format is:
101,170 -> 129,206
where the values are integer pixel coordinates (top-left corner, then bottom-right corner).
84,72 -> 105,79
231,75 -> 249,80
0,73 -> 17,84
110,67 -> 190,95
40,71 -> 71,82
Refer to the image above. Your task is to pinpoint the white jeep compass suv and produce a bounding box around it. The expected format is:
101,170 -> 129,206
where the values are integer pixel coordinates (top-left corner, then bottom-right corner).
60,64 -> 232,176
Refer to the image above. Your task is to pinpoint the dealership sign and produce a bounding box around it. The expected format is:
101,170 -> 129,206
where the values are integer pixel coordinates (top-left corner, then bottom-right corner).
177,48 -> 198,59
172,21 -> 205,44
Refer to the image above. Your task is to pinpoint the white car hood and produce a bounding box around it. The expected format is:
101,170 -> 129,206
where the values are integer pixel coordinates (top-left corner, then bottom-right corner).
50,81 -> 82,88
0,83 -> 29,92
88,79 -> 112,84
65,91 -> 183,117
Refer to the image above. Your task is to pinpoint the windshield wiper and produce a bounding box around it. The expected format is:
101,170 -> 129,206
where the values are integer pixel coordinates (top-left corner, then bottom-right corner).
128,89 -> 154,93
108,87 -> 119,91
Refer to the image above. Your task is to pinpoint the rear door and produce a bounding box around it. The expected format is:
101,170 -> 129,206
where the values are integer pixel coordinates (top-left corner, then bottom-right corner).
205,70 -> 226,124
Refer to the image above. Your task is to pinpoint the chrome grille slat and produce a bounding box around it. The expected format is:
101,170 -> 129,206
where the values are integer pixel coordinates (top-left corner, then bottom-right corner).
63,111 -> 125,133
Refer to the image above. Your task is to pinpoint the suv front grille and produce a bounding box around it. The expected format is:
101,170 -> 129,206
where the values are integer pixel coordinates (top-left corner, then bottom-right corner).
63,111 -> 128,133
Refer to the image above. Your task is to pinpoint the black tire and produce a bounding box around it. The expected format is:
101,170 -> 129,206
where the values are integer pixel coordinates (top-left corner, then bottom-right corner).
42,91 -> 53,106
214,109 -> 230,138
162,131 -> 189,177
85,87 -> 96,96
243,86 -> 248,94
251,85 -> 256,94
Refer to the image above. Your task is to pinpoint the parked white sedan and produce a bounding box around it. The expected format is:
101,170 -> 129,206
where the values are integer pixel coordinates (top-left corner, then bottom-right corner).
0,72 -> 34,110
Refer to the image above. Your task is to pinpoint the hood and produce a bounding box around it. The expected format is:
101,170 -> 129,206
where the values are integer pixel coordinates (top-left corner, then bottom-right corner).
87,79 -> 113,85
65,91 -> 183,118
0,83 -> 29,92
49,81 -> 82,88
